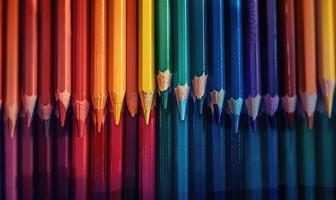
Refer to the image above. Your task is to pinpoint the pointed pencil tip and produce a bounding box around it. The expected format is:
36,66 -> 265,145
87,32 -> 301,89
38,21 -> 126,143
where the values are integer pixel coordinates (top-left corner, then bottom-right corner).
213,104 -> 222,124
307,114 -> 314,129
57,101 -> 68,127
7,119 -> 16,138
177,99 -> 188,121
75,119 -> 86,138
22,95 -> 37,127
263,94 -> 279,117
95,109 -> 105,133
232,114 -> 240,134
160,90 -> 169,109
251,119 -> 257,132
4,105 -> 19,138
112,103 -> 123,125
126,92 -> 139,117
139,91 -> 154,124
197,98 -> 205,115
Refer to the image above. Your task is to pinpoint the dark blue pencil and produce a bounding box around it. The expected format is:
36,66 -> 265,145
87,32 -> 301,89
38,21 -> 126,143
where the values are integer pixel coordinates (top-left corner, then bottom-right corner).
227,0 -> 244,133
173,95 -> 189,199
243,0 -> 261,130
244,116 -> 263,200
208,0 -> 226,123
207,110 -> 226,199
260,0 -> 279,119
189,98 -> 207,200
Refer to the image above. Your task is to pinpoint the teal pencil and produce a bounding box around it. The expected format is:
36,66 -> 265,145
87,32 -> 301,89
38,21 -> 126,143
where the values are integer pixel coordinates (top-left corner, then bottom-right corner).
173,95 -> 189,199
157,95 -> 173,199
297,113 -> 316,199
316,110 -> 336,199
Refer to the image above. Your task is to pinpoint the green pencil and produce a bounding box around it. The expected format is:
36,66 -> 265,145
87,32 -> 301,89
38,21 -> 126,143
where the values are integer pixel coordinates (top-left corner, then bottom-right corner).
156,0 -> 172,109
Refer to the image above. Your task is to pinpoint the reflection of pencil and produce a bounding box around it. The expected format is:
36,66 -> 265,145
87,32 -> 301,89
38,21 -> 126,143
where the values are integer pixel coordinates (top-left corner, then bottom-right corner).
109,0 -> 126,125
296,0 -> 317,129
55,0 -> 71,127
316,0 -> 336,117
126,0 -> 139,117
190,0 -> 207,114
38,0 -> 54,136
139,106 -> 156,200
108,106 -> 124,199
91,0 -> 108,132
279,0 -> 297,126
244,0 -> 261,130
138,0 -> 155,124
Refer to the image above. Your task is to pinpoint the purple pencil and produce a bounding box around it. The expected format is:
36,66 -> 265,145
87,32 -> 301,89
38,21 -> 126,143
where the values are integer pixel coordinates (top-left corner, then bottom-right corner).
244,0 -> 262,130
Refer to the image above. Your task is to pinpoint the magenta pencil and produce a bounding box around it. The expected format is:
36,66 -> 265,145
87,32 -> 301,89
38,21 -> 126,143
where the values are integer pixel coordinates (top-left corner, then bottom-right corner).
108,107 -> 123,199
37,119 -> 53,199
138,106 -> 156,200
56,120 -> 70,199
19,118 -> 34,200
4,123 -> 18,200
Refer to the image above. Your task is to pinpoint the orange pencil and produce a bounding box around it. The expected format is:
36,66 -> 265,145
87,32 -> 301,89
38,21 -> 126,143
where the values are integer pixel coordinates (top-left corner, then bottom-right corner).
126,0 -> 139,117
22,0 -> 38,126
108,0 -> 126,125
296,0 -> 318,128
4,0 -> 20,198
55,0 -> 71,127
0,0 -> 3,109
38,0 -> 54,135
92,0 -> 108,132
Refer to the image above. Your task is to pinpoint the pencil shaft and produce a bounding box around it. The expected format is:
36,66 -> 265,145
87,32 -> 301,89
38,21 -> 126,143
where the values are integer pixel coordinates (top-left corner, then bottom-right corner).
138,107 -> 156,200
157,96 -> 173,200
37,120 -> 53,200
71,117 -> 89,200
19,119 -> 34,200
90,121 -> 107,199
0,0 -> 3,108
126,0 -> 139,116
72,0 -> 90,133
108,110 -> 124,199
123,111 -> 138,199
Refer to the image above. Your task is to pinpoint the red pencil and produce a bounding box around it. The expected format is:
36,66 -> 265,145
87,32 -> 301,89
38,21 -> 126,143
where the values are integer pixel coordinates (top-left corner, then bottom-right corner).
71,116 -> 89,200
138,106 -> 156,200
55,0 -> 71,127
38,0 -> 53,135
37,120 -> 53,199
108,106 -> 123,199
56,120 -> 70,199
90,113 -> 108,199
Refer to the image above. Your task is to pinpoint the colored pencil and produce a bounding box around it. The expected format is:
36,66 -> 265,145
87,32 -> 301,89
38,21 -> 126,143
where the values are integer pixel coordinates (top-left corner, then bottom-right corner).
138,0 -> 155,124
316,110 -> 336,199
138,106 -> 156,199
55,119 -> 70,199
227,0 -> 244,133
260,0 -> 279,118
0,0 -> 2,110
36,119 -> 53,199
90,117 -> 108,199
3,0 -> 20,197
208,0 -> 225,123
207,111 -> 225,199
19,118 -> 34,199
278,115 -> 298,200
123,111 -> 138,199
243,0 -> 261,130
38,0 -> 54,135
22,0 -> 38,127
261,115 -> 279,199
279,0 -> 297,126
316,0 -> 336,117
72,0 -> 90,136
190,0 -> 207,114
71,117 -> 89,200
109,0 -> 126,125
189,98 -> 207,199
244,116 -> 263,200
4,123 -> 18,200
55,0 -> 71,127
172,0 -> 190,121
295,0 -> 317,129
91,0 -> 108,132
297,114 -> 316,199
173,97 -> 189,199
108,108 -> 123,199
156,0 -> 172,109
126,0 -> 139,117
157,95 -> 173,200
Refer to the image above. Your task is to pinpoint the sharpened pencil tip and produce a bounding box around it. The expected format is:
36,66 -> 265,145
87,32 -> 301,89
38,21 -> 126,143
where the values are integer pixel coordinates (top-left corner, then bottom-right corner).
307,114 -> 314,129
177,99 -> 188,121
263,94 -> 279,117
197,98 -> 204,115
213,104 -> 222,124
144,109 -> 151,125
94,109 -> 105,133
250,119 -> 257,132
126,92 -> 139,117
4,105 -> 19,138
76,119 -> 86,138
22,95 -> 37,127
112,103 -> 123,125
320,80 -> 335,118
7,119 -> 16,138
160,90 -> 169,109
232,114 -> 240,134
139,91 -> 154,125
57,101 -> 68,127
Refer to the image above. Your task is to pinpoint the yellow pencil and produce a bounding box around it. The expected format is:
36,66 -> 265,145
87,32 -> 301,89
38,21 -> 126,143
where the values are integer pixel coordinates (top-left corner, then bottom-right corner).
108,0 -> 126,125
138,0 -> 155,124
316,0 -> 336,117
